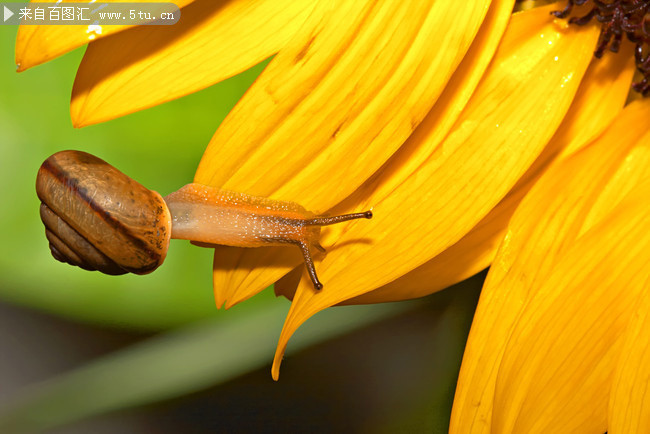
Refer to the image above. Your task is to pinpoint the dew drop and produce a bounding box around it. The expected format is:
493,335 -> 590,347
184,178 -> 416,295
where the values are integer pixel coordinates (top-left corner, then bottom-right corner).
553,18 -> 570,30
86,24 -> 103,41
87,24 -> 102,34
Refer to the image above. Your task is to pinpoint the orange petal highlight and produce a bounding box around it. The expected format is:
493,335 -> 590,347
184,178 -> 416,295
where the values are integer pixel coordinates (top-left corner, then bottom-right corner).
15,0 -> 195,71
272,5 -> 599,380
71,0 -> 316,127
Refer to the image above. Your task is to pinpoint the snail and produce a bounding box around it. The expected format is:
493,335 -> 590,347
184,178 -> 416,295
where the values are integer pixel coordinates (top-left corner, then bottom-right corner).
36,150 -> 372,290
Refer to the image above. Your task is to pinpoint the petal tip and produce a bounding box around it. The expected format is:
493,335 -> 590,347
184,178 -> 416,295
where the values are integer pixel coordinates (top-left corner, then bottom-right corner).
71,119 -> 84,129
70,109 -> 87,129
272,330 -> 292,381
70,110 -> 99,129
271,355 -> 282,381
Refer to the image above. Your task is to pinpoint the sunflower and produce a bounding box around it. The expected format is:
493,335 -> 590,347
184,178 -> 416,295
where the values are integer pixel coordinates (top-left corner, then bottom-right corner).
17,0 -> 649,427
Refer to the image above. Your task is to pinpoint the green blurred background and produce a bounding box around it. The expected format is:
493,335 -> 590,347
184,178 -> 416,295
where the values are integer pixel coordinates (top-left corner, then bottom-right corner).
0,20 -> 263,329
0,20 -> 482,433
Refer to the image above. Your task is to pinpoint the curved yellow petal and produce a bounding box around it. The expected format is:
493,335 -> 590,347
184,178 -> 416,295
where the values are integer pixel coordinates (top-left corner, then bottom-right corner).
212,247 -> 299,309
492,181 -> 650,433
219,0 -> 516,308
195,0 -> 491,206
272,5 -> 599,380
15,0 -> 195,71
71,0 -> 316,127
203,0 -> 496,307
451,100 -> 650,433
349,43 -> 634,305
609,285 -> 650,433
274,267 -> 302,301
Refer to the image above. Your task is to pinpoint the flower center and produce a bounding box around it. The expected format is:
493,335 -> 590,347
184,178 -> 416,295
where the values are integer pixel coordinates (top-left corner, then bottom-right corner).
550,0 -> 650,95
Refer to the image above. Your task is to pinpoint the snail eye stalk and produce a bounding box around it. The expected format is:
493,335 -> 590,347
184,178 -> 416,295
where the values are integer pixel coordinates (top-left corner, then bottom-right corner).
300,211 -> 373,290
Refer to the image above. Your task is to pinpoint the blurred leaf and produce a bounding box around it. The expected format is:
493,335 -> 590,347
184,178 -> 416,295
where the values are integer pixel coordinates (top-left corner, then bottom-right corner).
367,273 -> 484,433
0,292 -> 417,433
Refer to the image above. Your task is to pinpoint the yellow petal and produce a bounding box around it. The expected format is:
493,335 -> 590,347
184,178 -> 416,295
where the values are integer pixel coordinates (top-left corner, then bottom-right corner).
212,247 -> 299,309
15,0 -> 195,71
272,0 -> 516,304
225,0 -> 516,307
274,267 -> 302,301
349,42 -> 634,305
203,0 -> 496,307
492,182 -> 650,433
195,0 -> 491,206
451,100 -> 650,433
71,0 -> 316,127
609,285 -> 650,433
272,4 -> 599,380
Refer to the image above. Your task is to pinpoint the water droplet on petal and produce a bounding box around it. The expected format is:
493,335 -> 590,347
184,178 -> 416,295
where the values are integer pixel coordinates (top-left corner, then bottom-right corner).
86,24 -> 103,41
553,18 -> 570,30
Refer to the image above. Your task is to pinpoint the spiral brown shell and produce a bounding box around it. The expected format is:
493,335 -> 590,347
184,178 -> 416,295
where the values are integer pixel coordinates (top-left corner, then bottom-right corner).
36,150 -> 172,275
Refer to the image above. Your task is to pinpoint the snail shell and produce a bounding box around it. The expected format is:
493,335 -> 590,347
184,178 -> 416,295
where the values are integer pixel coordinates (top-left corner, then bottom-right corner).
36,150 -> 171,275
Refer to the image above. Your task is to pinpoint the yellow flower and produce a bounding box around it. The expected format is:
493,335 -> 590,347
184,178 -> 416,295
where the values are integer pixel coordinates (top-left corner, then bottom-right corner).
18,5 -> 646,424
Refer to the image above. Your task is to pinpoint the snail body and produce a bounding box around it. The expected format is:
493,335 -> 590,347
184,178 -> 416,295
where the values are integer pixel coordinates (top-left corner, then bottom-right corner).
165,184 -> 321,249
36,150 -> 372,290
